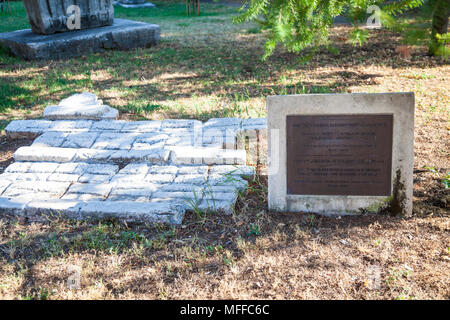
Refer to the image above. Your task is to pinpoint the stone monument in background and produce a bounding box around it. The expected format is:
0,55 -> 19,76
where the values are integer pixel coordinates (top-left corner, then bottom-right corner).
0,0 -> 160,60
23,0 -> 114,34
115,0 -> 156,9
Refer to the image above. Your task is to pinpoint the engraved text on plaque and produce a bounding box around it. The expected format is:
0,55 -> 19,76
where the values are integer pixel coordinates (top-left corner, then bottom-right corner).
286,114 -> 393,196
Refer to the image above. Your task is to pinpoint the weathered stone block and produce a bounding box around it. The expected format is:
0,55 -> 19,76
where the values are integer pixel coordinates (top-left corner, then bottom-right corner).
0,19 -> 160,60
14,146 -> 77,162
23,0 -> 114,35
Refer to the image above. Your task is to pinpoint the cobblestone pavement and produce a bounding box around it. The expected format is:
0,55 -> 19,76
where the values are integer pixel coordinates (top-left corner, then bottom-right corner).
0,93 -> 267,225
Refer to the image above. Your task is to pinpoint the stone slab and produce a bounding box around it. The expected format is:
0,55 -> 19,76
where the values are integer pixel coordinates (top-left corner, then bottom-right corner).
0,19 -> 160,60
115,2 -> 156,8
267,93 -> 415,216
0,96 -> 268,225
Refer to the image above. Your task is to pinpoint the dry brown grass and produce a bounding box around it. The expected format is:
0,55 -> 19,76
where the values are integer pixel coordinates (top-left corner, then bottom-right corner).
0,174 -> 448,300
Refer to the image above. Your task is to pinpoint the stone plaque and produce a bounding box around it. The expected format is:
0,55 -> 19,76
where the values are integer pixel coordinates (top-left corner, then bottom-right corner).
286,115 -> 393,196
267,93 -> 415,216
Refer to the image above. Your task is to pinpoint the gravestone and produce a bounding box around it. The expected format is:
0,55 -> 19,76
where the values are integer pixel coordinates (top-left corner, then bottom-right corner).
268,93 -> 414,216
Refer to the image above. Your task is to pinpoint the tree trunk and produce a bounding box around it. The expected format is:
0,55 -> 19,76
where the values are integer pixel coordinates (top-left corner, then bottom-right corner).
429,0 -> 450,55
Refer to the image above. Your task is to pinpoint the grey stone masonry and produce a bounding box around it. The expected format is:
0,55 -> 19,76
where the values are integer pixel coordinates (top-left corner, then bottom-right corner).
23,0 -> 114,35
0,19 -> 160,60
0,93 -> 267,225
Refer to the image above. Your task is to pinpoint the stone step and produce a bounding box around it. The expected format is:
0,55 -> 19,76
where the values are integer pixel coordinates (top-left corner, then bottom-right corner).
0,197 -> 185,225
13,145 -> 248,165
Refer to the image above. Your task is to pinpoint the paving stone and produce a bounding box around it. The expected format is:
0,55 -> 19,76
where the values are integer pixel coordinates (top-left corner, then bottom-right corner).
91,120 -> 126,131
48,120 -> 93,132
55,163 -> 87,175
74,149 -> 114,162
160,184 -> 203,193
92,132 -> 139,150
110,149 -> 170,163
79,201 -> 185,225
119,163 -> 150,175
62,132 -> 100,148
112,182 -> 160,191
5,120 -> 54,135
67,183 -> 113,198
61,194 -> 106,201
5,162 -> 32,173
165,136 -> 195,147
1,172 -> 50,182
147,165 -> 179,175
47,173 -> 80,183
177,165 -> 209,175
211,149 -> 246,165
0,197 -> 29,215
144,174 -> 175,184
7,181 -> 71,194
18,173 -> 51,181
111,174 -> 147,185
0,173 -> 19,181
132,142 -> 166,150
32,131 -> 68,147
3,190 -> 61,201
28,162 -> 59,173
3,186 -> 66,199
133,132 -> 169,144
14,146 -> 77,162
84,163 -> 119,175
108,188 -> 154,201
122,121 -> 162,132
173,174 -> 207,185
78,174 -> 113,184
152,191 -> 202,202
161,119 -> 201,129
26,200 -> 82,218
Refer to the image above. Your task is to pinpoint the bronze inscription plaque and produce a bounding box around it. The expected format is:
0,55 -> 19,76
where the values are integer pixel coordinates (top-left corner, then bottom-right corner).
287,114 -> 393,196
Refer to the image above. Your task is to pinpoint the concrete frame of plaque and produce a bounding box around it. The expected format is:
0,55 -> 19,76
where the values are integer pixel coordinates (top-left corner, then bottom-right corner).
267,93 -> 414,216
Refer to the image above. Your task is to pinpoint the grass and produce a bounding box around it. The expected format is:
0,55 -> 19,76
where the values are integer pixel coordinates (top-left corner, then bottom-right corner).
0,175 -> 448,300
0,0 -> 449,300
0,1 -> 336,120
